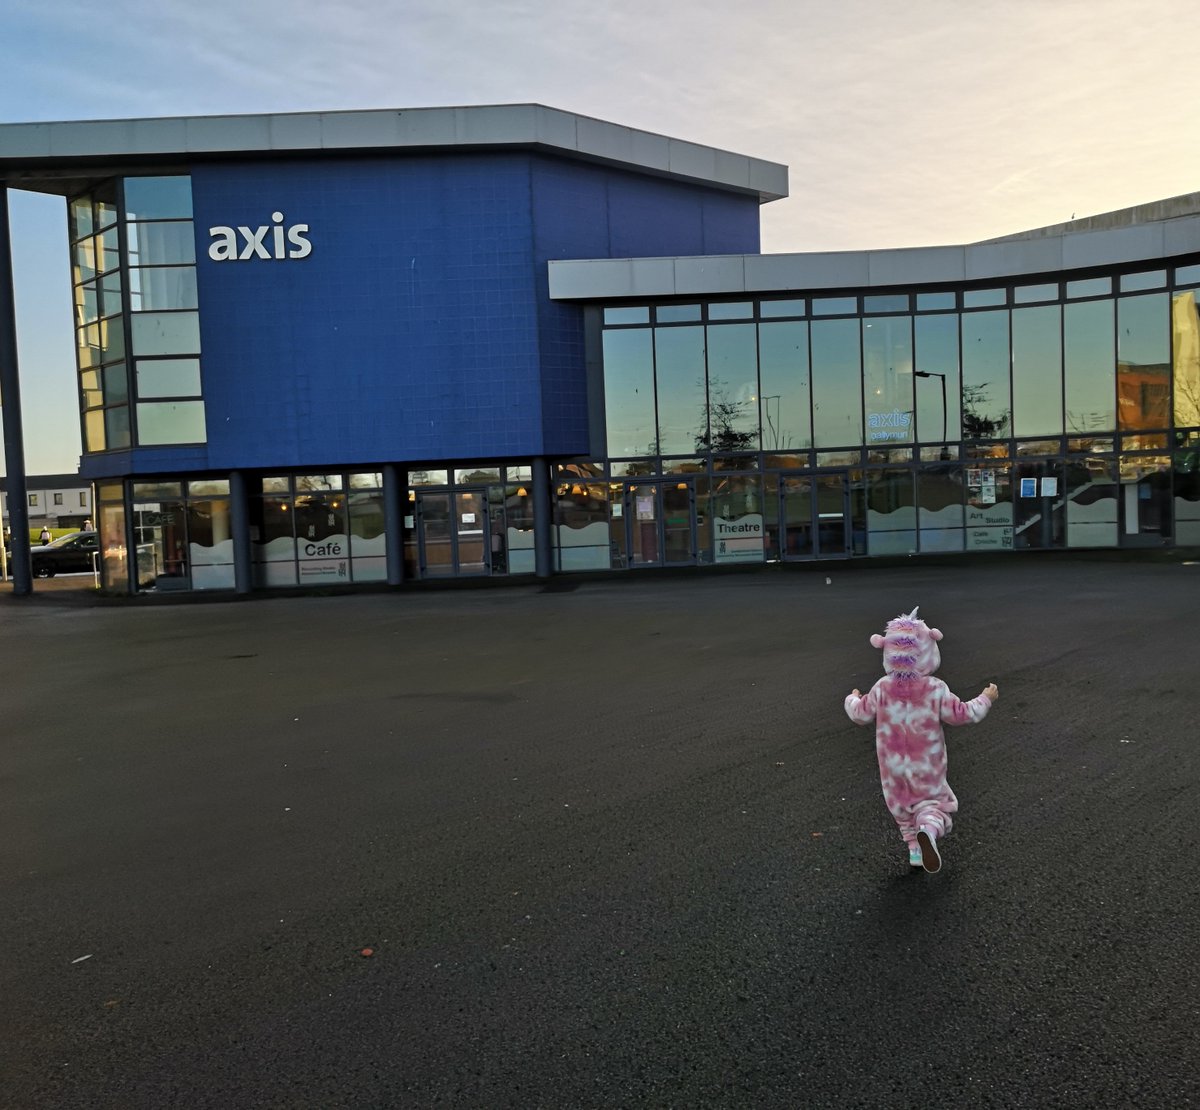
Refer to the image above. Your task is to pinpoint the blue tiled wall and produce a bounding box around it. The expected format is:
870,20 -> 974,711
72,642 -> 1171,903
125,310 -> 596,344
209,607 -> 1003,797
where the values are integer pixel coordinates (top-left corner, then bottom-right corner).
528,155 -> 760,455
148,152 -> 765,473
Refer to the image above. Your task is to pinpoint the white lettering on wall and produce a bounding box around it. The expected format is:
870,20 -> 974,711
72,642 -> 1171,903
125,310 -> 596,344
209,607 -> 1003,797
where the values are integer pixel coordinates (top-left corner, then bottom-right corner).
208,211 -> 313,261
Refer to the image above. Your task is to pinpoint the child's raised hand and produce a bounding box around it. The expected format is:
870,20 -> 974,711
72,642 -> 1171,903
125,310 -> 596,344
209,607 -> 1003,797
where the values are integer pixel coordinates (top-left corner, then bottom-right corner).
982,683 -> 999,702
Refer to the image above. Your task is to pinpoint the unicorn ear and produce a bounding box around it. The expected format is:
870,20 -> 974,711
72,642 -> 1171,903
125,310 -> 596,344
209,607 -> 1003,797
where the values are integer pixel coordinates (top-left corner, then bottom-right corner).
929,627 -> 943,641
870,634 -> 885,649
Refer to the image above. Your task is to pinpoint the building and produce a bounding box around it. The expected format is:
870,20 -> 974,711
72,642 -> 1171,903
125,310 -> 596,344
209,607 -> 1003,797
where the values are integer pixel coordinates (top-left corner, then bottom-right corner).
1,474 -> 93,533
1,104 -> 1198,596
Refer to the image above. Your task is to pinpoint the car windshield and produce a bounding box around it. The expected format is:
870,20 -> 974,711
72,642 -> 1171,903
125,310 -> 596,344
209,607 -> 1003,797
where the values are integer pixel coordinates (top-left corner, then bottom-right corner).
47,532 -> 89,547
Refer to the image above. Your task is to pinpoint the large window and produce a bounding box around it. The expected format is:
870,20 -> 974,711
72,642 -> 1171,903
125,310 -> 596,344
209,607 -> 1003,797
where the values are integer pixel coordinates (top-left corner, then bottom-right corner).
1065,299 -> 1115,435
1172,289 -> 1200,429
125,176 -> 205,447
603,329 -> 655,457
1011,305 -> 1063,437
70,176 -> 205,452
758,320 -> 811,451
705,324 -> 759,453
595,271 -> 1200,558
70,183 -> 128,451
863,316 -> 913,446
811,318 -> 862,447
961,310 -> 1011,441
654,326 -> 706,455
1117,294 -> 1169,437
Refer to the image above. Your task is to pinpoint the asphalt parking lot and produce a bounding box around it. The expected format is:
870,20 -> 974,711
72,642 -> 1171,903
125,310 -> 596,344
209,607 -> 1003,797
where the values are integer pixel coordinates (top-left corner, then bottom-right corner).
3,556 -> 1198,1108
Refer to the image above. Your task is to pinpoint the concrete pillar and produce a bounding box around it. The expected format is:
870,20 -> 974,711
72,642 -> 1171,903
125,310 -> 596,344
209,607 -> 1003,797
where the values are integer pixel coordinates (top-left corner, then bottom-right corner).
533,456 -> 553,580
383,463 -> 406,586
230,470 -> 253,595
0,188 -> 32,596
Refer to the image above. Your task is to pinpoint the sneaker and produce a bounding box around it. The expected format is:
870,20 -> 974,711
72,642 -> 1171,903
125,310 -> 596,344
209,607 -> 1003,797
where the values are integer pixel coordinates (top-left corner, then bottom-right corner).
916,826 -> 942,873
908,846 -> 923,868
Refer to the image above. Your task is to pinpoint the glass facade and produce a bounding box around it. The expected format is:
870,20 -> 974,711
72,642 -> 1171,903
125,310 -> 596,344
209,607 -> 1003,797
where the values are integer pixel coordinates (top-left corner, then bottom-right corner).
595,265 -> 1200,562
68,176 -> 205,454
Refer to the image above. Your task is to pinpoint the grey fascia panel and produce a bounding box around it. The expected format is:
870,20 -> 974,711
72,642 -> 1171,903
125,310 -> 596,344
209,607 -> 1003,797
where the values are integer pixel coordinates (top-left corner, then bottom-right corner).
868,246 -> 965,287
268,113 -> 324,150
750,160 -> 788,203
0,123 -> 51,158
667,139 -> 719,186
184,115 -> 273,153
454,104 -> 537,145
1063,223 -> 1166,270
627,128 -> 673,174
965,236 -> 1065,281
548,259 -> 635,300
711,149 -> 753,193
533,107 -> 580,153
318,110 -> 403,149
129,117 -> 190,155
630,258 -> 677,296
674,255 -> 746,295
741,254 -> 804,291
1163,215 -> 1200,256
746,251 -> 871,292
392,108 -> 457,147
49,120 -> 138,157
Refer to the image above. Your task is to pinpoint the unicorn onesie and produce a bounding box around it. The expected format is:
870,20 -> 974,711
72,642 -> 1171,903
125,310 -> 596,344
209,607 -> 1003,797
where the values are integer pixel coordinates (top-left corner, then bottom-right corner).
844,608 -> 997,873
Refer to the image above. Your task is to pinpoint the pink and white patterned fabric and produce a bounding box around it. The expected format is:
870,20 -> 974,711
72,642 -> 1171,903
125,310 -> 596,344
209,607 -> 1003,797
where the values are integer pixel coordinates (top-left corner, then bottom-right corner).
844,608 -> 992,852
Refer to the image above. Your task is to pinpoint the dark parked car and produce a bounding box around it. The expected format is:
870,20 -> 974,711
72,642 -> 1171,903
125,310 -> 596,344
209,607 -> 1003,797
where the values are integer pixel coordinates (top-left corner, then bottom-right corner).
30,531 -> 100,577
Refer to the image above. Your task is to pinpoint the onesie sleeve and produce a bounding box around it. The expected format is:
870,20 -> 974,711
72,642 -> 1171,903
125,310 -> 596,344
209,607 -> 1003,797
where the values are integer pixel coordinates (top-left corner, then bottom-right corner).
938,681 -> 993,726
844,682 -> 881,725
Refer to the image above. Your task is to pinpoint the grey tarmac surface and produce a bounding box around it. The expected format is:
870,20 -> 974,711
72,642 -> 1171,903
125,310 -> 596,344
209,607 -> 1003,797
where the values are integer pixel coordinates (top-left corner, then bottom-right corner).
2,557 -> 1198,1109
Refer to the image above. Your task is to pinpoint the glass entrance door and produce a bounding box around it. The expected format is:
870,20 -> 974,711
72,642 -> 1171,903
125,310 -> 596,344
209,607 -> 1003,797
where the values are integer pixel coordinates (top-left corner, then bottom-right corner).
779,475 -> 814,558
814,473 -> 851,557
1013,461 -> 1066,550
776,472 -> 852,559
415,488 -> 492,577
625,481 -> 696,567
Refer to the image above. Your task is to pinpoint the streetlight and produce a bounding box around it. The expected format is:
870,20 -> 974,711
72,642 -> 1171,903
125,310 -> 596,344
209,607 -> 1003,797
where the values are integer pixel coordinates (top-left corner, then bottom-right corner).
915,370 -> 947,442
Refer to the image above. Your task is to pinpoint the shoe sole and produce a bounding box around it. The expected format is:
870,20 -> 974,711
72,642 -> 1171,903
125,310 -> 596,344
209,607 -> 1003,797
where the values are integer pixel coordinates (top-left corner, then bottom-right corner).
916,828 -> 942,873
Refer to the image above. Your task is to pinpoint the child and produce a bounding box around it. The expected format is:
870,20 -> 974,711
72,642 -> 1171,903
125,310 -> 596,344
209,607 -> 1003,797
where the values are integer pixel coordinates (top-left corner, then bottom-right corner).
844,607 -> 997,873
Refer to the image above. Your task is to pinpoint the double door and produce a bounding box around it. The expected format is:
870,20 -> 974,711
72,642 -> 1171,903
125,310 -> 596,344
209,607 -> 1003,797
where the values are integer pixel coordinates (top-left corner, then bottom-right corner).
412,488 -> 502,577
775,472 -> 854,559
624,481 -> 697,567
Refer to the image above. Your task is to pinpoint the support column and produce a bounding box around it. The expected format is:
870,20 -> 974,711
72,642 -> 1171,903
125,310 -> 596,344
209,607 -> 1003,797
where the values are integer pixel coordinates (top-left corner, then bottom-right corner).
383,463 -> 406,586
230,470 -> 253,595
533,456 -> 553,581
0,188 -> 32,596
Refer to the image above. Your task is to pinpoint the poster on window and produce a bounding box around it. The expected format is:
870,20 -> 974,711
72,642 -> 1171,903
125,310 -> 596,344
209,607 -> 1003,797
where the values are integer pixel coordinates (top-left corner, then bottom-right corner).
714,514 -> 765,564
295,497 -> 350,583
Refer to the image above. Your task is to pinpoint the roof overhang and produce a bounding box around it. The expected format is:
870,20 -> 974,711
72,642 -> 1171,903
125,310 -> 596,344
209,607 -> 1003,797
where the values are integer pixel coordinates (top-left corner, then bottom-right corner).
0,103 -> 788,203
548,212 -> 1200,301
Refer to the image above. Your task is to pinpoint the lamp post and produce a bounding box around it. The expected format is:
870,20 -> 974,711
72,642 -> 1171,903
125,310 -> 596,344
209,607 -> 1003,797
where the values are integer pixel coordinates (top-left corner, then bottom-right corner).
915,371 -> 951,461
915,370 -> 948,439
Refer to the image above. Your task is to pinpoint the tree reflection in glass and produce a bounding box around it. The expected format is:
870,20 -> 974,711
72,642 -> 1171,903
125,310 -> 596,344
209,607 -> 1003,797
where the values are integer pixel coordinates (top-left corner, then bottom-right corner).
961,311 -> 1011,440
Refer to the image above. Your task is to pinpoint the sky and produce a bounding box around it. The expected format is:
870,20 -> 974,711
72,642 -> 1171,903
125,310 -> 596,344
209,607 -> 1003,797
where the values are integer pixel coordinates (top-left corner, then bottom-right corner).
3,0 -> 1199,476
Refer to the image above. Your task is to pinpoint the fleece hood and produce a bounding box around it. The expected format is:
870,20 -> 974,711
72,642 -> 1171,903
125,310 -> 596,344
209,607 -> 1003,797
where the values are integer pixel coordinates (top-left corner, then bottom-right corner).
871,606 -> 943,678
